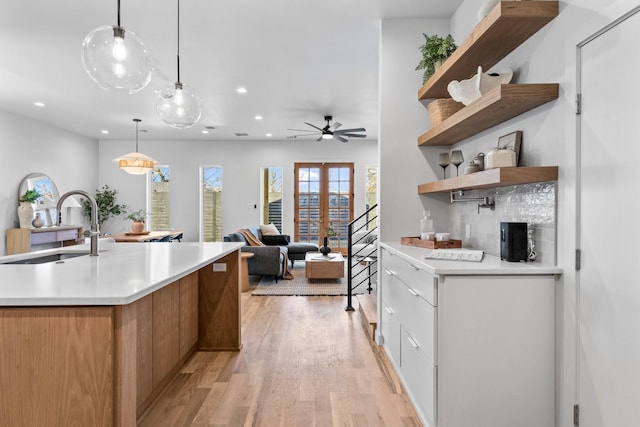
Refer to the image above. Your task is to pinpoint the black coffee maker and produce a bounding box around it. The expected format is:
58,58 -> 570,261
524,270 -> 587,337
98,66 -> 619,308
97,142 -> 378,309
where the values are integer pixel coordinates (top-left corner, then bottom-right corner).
500,222 -> 528,262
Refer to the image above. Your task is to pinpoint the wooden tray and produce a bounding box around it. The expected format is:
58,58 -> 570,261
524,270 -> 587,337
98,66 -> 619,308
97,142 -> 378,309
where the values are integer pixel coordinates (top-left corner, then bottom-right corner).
401,236 -> 462,249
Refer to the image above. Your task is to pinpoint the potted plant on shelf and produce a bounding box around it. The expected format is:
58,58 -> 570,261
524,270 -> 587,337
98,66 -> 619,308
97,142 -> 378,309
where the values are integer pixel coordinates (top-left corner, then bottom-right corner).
415,33 -> 457,84
126,209 -> 149,234
81,185 -> 127,230
17,189 -> 41,228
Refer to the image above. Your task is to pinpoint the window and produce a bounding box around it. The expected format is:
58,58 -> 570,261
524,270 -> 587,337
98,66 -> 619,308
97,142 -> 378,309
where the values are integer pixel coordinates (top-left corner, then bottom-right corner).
201,166 -> 223,242
149,166 -> 170,230
365,167 -> 378,230
262,167 -> 283,232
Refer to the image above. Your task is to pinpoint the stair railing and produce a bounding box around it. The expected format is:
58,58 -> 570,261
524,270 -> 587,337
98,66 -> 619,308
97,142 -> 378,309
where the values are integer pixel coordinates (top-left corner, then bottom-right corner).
345,204 -> 378,311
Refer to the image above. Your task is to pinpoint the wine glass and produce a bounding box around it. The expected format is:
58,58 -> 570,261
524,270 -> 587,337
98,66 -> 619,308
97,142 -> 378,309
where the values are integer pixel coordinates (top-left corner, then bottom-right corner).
438,152 -> 450,179
450,150 -> 464,176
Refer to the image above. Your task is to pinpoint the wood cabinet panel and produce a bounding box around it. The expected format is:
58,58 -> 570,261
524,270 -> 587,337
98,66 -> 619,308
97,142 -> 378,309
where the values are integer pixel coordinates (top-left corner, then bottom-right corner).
136,294 -> 153,411
179,272 -> 199,359
6,225 -> 84,254
199,251 -> 241,350
152,281 -> 180,388
0,307 -> 114,427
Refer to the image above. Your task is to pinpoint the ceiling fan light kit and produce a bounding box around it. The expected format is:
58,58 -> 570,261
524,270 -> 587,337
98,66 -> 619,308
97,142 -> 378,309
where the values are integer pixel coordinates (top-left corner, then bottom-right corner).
113,119 -> 158,175
80,0 -> 153,94
156,0 -> 202,128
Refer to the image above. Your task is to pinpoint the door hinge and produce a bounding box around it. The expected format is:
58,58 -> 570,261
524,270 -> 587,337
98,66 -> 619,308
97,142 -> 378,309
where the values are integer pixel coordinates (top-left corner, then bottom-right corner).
576,93 -> 582,115
576,249 -> 581,271
574,404 -> 580,426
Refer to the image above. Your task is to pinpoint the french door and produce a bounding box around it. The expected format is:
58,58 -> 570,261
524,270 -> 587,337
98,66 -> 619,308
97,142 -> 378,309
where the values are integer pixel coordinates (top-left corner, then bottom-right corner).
294,163 -> 354,254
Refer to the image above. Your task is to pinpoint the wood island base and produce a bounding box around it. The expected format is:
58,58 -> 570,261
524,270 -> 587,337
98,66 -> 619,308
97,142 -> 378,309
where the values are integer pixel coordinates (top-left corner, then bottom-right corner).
0,250 -> 241,427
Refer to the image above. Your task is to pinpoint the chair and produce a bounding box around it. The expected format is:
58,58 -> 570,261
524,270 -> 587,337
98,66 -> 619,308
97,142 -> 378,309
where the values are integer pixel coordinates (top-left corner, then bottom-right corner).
172,232 -> 183,242
153,235 -> 173,242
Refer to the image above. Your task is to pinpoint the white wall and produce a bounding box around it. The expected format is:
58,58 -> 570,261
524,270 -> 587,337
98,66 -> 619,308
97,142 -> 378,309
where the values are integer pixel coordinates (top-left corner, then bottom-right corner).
379,18 -> 452,242
98,138 -> 378,240
380,1 -> 640,426
0,109 -> 98,255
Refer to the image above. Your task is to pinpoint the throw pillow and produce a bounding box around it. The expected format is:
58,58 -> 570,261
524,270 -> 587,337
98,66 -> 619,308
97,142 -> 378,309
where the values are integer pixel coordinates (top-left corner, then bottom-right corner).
260,223 -> 280,236
262,235 -> 290,246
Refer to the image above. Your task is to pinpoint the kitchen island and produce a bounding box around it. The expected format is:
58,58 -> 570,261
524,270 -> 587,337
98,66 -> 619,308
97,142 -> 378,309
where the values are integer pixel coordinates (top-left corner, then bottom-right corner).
0,241 -> 243,427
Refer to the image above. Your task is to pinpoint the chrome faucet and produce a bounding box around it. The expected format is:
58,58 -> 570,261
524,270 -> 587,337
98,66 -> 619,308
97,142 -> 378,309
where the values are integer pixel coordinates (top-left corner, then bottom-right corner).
56,190 -> 100,256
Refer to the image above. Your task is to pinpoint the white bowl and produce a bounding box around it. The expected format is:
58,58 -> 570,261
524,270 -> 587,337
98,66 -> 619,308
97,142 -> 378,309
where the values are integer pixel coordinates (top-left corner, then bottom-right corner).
435,232 -> 450,242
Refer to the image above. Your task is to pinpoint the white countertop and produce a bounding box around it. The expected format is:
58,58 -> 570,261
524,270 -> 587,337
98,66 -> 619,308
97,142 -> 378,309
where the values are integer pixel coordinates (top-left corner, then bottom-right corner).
381,241 -> 562,276
0,241 -> 244,306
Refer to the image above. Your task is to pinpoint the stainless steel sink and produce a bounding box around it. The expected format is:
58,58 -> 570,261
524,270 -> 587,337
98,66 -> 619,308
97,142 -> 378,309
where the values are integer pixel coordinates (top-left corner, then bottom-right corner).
1,252 -> 89,265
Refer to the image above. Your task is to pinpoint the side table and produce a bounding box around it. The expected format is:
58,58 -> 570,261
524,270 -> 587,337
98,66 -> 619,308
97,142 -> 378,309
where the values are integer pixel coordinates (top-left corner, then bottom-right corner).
240,252 -> 255,292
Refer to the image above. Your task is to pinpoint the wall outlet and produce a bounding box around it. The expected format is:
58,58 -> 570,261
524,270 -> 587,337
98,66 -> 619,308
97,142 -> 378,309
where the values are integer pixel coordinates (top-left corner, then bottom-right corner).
212,263 -> 227,272
247,203 -> 257,209
465,224 -> 471,239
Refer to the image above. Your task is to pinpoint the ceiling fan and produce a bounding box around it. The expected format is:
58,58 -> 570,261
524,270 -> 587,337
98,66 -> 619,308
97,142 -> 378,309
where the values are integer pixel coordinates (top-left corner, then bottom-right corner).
288,115 -> 367,142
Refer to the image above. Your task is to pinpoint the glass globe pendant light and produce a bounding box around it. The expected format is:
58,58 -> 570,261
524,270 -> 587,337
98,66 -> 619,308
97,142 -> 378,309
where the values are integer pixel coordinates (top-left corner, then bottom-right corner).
112,119 -> 158,175
81,0 -> 153,94
156,0 -> 201,128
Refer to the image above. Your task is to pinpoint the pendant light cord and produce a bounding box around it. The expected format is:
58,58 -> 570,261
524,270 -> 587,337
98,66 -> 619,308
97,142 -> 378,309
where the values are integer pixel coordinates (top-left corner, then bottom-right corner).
134,118 -> 141,152
176,0 -> 181,84
117,0 -> 121,27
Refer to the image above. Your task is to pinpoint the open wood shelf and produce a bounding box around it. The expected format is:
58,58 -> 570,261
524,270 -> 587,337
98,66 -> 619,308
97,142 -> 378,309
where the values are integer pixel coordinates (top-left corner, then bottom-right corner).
417,166 -> 558,194
417,84 -> 559,147
417,1 -> 559,100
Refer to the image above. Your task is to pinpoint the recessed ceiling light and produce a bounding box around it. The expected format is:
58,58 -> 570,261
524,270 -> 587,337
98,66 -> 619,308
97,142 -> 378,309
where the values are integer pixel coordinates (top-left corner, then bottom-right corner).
100,130 -> 109,134
33,101 -> 45,107
236,87 -> 247,94
255,115 -> 263,120
202,130 -> 209,134
266,133 -> 272,137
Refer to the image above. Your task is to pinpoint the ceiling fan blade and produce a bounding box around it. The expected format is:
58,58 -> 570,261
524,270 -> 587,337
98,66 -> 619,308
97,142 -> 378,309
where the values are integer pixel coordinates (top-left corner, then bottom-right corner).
304,122 -> 324,131
335,134 -> 348,143
288,133 -> 321,137
335,127 -> 366,133
331,122 -> 342,130
341,133 -> 367,138
288,128 -> 320,132
316,135 -> 324,142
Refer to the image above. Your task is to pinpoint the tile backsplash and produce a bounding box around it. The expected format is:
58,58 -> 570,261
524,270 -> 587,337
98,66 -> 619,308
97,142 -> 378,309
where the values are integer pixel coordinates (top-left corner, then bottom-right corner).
447,182 -> 556,265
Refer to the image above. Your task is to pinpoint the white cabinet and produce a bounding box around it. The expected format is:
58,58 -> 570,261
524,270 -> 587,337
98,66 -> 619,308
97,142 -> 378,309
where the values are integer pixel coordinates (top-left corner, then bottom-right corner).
379,244 -> 557,427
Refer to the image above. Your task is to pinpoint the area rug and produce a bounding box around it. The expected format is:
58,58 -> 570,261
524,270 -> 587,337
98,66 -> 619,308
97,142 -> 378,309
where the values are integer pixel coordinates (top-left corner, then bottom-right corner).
251,265 -> 362,296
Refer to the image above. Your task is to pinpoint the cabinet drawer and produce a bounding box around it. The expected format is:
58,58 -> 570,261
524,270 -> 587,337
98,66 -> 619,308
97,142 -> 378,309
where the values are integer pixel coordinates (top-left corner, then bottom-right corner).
382,249 -> 436,306
31,231 -> 57,245
380,300 -> 400,366
400,282 -> 436,364
57,229 -> 80,241
401,326 -> 437,427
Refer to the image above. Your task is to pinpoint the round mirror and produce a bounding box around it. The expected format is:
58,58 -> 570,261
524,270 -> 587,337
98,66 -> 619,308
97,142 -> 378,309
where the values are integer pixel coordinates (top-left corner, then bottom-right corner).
19,173 -> 60,226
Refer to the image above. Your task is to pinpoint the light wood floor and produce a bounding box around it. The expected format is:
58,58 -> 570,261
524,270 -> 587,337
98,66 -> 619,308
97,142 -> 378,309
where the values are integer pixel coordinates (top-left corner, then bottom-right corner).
139,294 -> 422,427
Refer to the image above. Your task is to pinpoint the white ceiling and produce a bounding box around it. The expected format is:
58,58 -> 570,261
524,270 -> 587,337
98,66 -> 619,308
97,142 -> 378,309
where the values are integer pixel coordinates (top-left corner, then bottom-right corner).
0,0 -> 462,141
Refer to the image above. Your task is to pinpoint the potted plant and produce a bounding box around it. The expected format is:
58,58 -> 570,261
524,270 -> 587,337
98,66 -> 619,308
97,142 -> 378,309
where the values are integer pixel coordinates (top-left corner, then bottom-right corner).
17,189 -> 42,228
126,209 -> 149,234
81,185 -> 127,229
415,33 -> 457,84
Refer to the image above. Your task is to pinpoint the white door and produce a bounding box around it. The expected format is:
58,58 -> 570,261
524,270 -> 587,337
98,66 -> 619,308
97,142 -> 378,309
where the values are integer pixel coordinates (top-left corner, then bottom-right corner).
578,7 -> 640,426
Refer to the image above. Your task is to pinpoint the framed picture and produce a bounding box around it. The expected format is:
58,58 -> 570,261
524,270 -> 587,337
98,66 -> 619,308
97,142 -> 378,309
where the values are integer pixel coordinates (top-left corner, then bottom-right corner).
498,130 -> 522,165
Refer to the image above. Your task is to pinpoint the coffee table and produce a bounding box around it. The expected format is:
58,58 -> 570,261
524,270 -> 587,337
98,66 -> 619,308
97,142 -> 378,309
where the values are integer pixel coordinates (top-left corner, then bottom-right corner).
305,252 -> 345,279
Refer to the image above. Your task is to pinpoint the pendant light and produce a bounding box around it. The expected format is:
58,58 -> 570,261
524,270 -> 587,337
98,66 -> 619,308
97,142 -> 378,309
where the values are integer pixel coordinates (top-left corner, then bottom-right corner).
156,0 -> 201,128
112,119 -> 158,175
81,0 -> 153,94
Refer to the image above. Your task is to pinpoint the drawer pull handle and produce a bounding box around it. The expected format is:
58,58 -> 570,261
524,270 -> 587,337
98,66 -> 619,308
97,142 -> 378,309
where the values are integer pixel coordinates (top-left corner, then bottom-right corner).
407,287 -> 419,297
385,306 -> 394,315
407,336 -> 420,349
409,264 -> 420,271
383,267 -> 395,276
